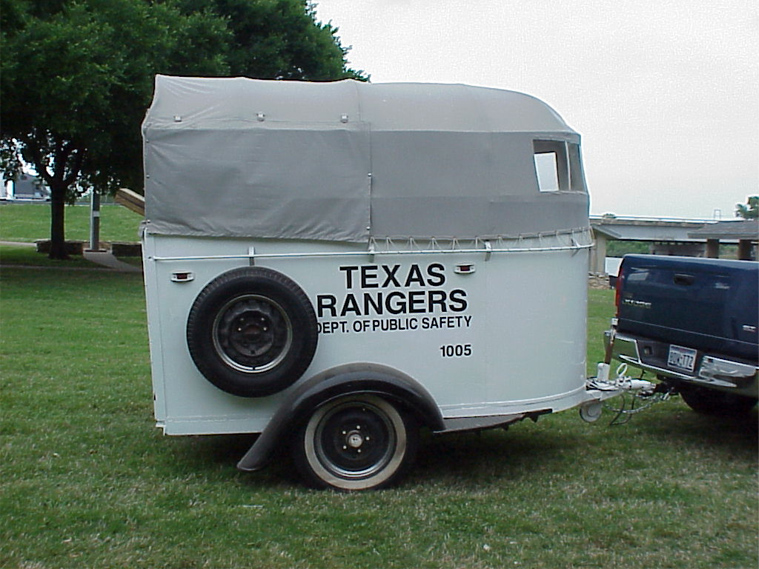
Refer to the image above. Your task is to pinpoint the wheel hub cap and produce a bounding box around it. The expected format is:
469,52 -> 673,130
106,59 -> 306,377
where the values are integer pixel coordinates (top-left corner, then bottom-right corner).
346,431 -> 364,449
212,295 -> 293,373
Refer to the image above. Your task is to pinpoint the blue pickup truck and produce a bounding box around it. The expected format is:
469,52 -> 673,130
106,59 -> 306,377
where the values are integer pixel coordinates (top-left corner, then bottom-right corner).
607,254 -> 758,415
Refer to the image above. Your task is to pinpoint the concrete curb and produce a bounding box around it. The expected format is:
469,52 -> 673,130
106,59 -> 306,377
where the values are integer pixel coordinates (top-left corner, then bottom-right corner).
83,250 -> 142,273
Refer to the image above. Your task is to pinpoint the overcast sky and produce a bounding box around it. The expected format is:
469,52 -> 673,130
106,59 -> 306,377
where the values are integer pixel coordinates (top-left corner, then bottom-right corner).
314,0 -> 758,220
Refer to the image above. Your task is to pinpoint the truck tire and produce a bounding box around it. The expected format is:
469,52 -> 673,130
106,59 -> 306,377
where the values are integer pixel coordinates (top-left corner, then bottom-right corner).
187,267 -> 317,397
678,384 -> 758,416
292,394 -> 419,491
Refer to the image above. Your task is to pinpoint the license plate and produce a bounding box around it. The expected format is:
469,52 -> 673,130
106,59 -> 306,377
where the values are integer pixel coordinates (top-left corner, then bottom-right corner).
667,345 -> 697,372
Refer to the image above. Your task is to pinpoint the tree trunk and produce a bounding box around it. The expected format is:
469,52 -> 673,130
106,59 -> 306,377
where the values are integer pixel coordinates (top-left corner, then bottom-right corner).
49,183 -> 69,260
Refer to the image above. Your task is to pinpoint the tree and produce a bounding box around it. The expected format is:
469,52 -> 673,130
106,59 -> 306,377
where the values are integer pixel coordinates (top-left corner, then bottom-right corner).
1,0 -> 363,259
735,196 -> 758,220
189,0 -> 364,81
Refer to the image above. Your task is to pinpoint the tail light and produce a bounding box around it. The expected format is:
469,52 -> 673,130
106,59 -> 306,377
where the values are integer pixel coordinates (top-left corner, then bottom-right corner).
614,261 -> 624,315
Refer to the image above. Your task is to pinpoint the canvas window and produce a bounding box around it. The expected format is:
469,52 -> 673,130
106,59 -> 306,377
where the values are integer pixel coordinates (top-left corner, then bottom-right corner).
533,140 -> 586,193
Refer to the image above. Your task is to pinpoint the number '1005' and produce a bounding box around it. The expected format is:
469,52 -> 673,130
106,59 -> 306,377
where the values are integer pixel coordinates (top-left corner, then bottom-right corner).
440,344 -> 472,357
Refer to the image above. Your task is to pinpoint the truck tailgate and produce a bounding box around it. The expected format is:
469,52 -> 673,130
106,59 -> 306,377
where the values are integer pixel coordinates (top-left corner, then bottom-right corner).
616,255 -> 758,362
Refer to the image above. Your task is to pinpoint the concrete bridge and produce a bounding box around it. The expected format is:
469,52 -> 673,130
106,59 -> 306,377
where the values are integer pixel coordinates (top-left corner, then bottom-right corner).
589,216 -> 758,274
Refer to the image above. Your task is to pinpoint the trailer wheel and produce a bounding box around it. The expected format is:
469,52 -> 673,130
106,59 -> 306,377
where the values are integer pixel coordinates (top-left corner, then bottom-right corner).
187,267 -> 317,397
293,395 -> 419,491
678,384 -> 757,416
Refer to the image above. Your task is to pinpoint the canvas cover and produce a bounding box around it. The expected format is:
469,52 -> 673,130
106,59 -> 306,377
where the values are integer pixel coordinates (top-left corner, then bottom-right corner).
142,76 -> 589,242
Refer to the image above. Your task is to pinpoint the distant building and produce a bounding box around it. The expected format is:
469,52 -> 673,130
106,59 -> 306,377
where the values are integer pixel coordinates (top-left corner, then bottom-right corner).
2,174 -> 51,201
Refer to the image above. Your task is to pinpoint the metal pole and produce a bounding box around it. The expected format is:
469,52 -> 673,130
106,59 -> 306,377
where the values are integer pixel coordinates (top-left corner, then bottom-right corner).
89,190 -> 101,251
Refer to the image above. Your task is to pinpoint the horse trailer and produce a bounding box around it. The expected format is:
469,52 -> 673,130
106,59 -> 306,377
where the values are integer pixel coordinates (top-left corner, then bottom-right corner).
141,76 -> 614,490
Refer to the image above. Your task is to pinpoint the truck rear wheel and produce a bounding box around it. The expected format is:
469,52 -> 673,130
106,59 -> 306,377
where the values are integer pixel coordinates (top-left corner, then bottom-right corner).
292,394 -> 418,491
187,267 -> 317,397
678,384 -> 757,416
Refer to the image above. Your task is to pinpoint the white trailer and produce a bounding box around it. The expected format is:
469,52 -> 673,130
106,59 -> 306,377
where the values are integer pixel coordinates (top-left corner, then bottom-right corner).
141,76 -> 609,490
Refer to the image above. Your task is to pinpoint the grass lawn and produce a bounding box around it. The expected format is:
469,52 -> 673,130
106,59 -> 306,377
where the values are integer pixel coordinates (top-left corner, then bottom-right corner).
0,203 -> 144,269
0,202 -> 143,244
1,265 -> 756,568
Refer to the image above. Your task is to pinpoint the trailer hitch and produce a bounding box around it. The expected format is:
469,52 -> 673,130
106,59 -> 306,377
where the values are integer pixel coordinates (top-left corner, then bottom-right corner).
582,363 -> 673,425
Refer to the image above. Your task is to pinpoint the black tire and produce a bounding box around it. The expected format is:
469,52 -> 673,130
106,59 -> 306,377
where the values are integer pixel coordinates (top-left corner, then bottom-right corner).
187,267 -> 317,397
292,394 -> 419,491
678,384 -> 758,416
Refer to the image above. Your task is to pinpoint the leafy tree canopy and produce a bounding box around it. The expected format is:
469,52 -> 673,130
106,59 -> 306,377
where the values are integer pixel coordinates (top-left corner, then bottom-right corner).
1,0 -> 364,258
735,196 -> 758,220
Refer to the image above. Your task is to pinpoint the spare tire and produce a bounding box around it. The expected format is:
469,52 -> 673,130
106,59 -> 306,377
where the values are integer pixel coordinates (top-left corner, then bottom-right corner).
187,267 -> 318,397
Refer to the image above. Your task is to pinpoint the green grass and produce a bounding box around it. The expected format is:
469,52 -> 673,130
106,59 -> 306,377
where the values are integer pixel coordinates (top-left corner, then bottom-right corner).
1,267 -> 756,569
0,202 -> 142,243
0,244 -> 143,269
0,244 -> 110,269
0,203 -> 143,268
587,288 -> 614,376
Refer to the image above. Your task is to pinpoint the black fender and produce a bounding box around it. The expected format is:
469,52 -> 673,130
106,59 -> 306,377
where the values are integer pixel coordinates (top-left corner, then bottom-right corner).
237,363 -> 444,472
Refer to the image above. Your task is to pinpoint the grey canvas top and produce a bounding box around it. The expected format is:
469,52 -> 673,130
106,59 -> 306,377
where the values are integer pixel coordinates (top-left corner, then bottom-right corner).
142,76 -> 589,242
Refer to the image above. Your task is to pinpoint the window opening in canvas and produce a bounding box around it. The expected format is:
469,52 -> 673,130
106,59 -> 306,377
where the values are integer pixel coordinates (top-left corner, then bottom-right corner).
533,140 -> 586,193
534,140 -> 567,192
567,142 -> 587,193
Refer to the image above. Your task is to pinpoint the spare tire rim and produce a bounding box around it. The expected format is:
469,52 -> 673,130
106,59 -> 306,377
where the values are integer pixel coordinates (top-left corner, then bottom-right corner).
212,294 -> 293,374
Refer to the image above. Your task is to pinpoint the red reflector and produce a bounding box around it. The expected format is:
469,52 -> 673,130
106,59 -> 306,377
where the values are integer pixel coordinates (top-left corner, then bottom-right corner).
615,264 -> 623,313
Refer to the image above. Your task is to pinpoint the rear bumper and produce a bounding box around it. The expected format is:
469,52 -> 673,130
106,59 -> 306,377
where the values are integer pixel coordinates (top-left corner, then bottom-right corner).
606,329 -> 758,399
